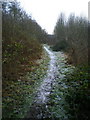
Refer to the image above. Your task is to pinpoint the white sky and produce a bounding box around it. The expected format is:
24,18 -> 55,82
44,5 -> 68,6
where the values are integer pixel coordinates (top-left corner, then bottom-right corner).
17,0 -> 89,34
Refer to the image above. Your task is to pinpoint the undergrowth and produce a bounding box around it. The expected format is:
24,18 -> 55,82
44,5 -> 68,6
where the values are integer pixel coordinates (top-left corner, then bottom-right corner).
2,48 -> 50,119
64,65 -> 89,120
48,52 -> 89,120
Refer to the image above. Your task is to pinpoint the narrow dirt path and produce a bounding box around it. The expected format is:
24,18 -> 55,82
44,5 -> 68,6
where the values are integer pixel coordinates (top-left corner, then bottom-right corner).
24,45 -> 71,119
36,46 -> 58,104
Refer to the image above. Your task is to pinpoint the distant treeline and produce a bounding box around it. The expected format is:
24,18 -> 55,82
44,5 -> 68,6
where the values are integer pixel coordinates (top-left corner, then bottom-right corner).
2,1 -> 47,83
52,13 -> 88,65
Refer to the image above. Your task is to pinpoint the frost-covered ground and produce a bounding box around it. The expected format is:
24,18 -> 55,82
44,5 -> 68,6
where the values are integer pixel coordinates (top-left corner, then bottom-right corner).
25,45 -> 75,119
48,50 -> 75,120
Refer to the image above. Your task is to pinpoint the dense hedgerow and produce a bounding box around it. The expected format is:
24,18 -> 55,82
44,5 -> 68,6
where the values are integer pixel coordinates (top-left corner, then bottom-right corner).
2,1 -> 46,83
2,1 -> 48,118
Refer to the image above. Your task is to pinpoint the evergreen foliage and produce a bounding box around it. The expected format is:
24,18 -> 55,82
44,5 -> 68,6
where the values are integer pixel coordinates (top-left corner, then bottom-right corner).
52,40 -> 69,51
64,65 -> 89,120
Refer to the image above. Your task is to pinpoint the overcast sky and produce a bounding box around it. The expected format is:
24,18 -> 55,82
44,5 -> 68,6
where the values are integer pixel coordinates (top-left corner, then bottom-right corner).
17,0 -> 89,34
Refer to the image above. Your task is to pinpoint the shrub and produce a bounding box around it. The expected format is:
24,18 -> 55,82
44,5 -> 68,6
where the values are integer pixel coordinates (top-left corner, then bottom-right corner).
52,40 -> 69,51
64,65 -> 89,120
